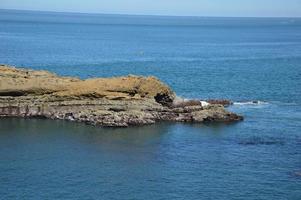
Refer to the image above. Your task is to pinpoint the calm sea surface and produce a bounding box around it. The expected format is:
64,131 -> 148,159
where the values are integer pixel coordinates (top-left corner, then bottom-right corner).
0,9 -> 301,199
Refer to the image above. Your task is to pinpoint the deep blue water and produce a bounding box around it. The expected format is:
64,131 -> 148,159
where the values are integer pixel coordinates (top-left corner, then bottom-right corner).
0,9 -> 301,199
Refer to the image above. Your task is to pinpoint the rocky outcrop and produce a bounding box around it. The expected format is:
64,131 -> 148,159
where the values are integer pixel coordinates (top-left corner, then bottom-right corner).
206,99 -> 233,107
0,65 -> 243,127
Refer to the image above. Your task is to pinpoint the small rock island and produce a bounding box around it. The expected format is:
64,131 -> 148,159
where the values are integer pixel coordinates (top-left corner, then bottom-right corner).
0,65 -> 243,127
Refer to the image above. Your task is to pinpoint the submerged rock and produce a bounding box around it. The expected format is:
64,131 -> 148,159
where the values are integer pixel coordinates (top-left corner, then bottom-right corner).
0,64 -> 243,127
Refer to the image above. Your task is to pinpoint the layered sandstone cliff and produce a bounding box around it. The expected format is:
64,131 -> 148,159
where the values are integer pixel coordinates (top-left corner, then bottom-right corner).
0,65 -> 243,127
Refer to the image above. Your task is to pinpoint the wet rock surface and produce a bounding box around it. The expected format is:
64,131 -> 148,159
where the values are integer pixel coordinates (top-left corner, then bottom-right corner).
206,99 -> 233,107
0,65 -> 243,127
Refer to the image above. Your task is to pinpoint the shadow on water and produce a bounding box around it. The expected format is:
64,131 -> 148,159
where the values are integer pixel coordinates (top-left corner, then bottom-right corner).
0,118 -> 245,157
0,117 -> 241,137
0,118 -> 184,157
176,120 -> 243,135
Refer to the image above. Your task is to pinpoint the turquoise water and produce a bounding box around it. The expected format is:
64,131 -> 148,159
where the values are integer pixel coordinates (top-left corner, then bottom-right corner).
0,9 -> 301,199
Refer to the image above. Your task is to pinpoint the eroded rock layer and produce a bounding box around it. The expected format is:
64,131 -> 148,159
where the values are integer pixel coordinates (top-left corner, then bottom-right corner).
0,65 -> 243,127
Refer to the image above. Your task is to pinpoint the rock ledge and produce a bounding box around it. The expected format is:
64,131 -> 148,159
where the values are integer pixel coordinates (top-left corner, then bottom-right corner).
0,65 -> 243,127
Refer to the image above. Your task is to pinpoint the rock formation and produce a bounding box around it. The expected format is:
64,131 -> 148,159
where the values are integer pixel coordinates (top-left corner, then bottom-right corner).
0,64 -> 243,127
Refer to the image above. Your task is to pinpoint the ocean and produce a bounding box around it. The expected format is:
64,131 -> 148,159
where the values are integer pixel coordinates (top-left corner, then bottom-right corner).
0,9 -> 301,199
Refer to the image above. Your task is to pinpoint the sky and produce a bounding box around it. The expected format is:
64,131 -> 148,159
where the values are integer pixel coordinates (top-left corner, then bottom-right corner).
0,0 -> 301,17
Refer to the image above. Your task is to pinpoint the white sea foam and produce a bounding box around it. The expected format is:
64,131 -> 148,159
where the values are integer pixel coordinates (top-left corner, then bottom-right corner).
233,100 -> 268,106
200,101 -> 210,107
173,96 -> 210,107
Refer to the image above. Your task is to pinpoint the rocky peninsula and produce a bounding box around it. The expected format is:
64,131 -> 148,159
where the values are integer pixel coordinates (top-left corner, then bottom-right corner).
0,65 -> 243,127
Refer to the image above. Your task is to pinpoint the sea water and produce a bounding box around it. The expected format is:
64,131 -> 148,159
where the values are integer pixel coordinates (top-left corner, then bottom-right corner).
0,9 -> 301,199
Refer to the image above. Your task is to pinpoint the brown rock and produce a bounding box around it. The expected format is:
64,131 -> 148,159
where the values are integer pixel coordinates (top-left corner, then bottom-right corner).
0,65 -> 243,127
206,99 -> 233,107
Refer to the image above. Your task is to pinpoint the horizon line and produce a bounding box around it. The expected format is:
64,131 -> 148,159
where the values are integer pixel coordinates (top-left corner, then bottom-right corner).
1,8 -> 301,19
